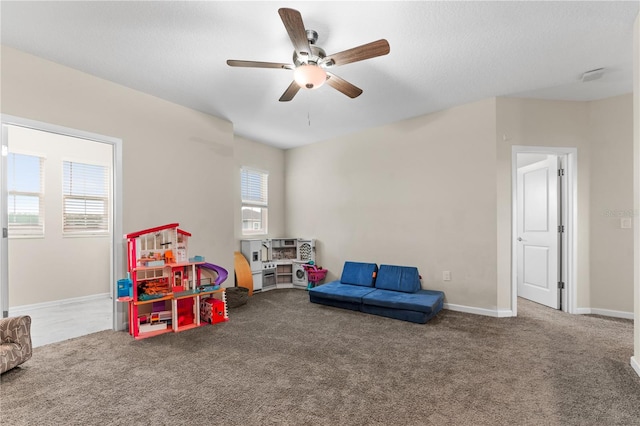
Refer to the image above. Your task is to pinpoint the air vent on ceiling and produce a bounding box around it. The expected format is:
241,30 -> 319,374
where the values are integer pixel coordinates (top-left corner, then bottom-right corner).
581,68 -> 605,82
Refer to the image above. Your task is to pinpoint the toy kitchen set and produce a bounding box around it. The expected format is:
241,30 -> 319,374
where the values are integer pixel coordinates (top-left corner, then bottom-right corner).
240,238 -> 316,292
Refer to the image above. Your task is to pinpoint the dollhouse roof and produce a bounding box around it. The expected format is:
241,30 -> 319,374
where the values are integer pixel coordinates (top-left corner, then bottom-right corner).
125,223 -> 181,239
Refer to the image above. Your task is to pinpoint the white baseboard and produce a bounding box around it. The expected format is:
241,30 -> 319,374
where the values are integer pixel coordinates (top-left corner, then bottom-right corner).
9,292 -> 111,316
574,307 -> 633,320
631,357 -> 640,378
256,283 -> 299,293
446,303 -> 632,320
590,308 -> 634,320
496,309 -> 514,318
444,303 -> 514,318
276,283 -> 295,289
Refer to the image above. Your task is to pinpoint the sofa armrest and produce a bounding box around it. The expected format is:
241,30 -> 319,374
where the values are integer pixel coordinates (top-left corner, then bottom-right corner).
0,315 -> 33,374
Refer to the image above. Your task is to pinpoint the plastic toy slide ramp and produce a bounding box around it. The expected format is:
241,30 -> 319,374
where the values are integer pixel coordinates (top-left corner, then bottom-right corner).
234,251 -> 253,296
200,263 -> 229,286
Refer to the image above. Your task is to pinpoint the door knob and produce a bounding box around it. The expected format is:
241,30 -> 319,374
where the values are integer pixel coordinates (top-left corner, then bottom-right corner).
517,237 -> 524,242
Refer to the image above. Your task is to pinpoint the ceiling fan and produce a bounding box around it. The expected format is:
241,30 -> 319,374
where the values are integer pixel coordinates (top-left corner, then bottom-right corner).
226,8 -> 390,102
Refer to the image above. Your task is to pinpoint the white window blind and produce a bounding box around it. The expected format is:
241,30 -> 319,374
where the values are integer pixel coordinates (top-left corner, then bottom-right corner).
7,153 -> 45,236
241,167 -> 268,235
63,161 -> 110,234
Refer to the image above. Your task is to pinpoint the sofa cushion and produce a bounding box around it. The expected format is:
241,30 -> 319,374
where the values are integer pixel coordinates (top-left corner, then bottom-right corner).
309,281 -> 377,303
362,289 -> 444,314
375,265 -> 421,293
340,261 -> 378,287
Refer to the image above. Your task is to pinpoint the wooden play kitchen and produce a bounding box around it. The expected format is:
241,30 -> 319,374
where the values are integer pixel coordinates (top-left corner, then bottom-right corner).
118,223 -> 229,339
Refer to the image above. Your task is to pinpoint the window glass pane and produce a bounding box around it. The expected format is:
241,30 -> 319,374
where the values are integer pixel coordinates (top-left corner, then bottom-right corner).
241,206 -> 268,235
242,206 -> 262,229
8,153 -> 41,192
8,195 -> 40,225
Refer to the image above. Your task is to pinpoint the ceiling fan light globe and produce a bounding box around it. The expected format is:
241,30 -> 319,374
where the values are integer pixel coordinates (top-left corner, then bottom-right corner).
294,64 -> 327,90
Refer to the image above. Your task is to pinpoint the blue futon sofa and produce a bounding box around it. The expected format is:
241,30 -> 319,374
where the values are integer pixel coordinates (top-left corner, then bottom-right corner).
309,261 -> 444,324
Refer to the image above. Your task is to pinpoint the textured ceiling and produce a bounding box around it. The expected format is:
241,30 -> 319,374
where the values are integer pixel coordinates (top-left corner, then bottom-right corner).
1,1 -> 638,149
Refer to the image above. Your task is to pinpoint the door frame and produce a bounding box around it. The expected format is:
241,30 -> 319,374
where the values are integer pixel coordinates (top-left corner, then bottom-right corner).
511,145 -> 577,315
0,114 -> 125,331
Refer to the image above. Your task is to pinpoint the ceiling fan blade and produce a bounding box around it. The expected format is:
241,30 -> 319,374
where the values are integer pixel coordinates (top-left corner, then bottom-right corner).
227,60 -> 293,70
326,73 -> 363,99
279,81 -> 301,102
278,8 -> 311,57
325,39 -> 390,67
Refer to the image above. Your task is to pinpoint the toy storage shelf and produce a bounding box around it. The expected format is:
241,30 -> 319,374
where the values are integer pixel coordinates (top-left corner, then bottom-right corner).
172,290 -> 226,333
276,264 -> 293,284
129,275 -> 227,340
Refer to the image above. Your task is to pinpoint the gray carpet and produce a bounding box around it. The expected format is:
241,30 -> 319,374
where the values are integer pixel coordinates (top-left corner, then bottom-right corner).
1,289 -> 639,425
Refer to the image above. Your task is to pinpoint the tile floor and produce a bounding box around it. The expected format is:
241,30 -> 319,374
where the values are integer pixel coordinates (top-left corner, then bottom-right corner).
9,295 -> 113,348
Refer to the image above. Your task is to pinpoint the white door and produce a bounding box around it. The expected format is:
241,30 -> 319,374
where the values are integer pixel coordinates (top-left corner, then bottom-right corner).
517,155 -> 560,309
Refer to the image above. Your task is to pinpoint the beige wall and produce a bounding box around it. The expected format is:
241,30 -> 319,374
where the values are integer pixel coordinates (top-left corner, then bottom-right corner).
7,126 -> 112,305
286,98 -> 500,311
1,46 -> 236,302
234,135 -> 286,247
286,95 -> 633,315
588,95 -> 634,313
497,96 -> 634,314
1,43 -> 635,323
496,98 -> 592,310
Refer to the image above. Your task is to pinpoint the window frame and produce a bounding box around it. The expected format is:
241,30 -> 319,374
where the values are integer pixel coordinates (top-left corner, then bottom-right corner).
240,167 -> 268,236
7,152 -> 45,238
62,160 -> 111,236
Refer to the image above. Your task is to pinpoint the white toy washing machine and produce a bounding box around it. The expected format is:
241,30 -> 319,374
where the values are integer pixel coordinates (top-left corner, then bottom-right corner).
292,262 -> 308,287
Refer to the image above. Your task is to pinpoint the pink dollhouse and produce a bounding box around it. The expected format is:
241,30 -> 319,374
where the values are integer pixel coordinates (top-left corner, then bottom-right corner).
121,223 -> 228,339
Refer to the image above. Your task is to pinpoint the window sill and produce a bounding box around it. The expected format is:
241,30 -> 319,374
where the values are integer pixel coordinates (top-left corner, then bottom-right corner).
63,232 -> 110,238
8,234 -> 45,240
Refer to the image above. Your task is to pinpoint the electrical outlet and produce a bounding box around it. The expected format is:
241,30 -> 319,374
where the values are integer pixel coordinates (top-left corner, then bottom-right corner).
443,271 -> 451,281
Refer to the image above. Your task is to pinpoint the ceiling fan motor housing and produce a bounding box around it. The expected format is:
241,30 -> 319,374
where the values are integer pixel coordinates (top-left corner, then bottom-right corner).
293,43 -> 326,67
